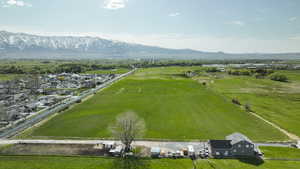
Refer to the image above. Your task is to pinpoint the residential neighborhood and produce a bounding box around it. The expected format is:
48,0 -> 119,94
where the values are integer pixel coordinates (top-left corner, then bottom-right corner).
0,73 -> 118,131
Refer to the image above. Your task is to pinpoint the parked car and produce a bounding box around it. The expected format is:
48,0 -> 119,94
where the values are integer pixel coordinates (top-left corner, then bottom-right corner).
173,150 -> 184,158
291,141 -> 300,149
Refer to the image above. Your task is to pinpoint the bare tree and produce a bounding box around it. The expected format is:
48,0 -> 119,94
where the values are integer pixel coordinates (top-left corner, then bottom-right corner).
109,112 -> 146,153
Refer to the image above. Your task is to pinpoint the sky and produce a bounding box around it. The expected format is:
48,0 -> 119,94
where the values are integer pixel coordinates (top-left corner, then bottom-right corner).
0,0 -> 300,53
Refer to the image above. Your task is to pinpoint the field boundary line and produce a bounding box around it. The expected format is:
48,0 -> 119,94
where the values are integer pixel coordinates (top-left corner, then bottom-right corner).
249,112 -> 300,140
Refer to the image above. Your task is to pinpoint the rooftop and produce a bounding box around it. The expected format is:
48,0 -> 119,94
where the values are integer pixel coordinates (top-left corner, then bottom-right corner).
209,140 -> 232,149
226,132 -> 253,145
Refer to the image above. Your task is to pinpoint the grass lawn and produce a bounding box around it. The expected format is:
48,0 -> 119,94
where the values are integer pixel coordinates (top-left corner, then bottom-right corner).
1,156 -> 300,169
260,146 -> 300,159
197,159 -> 300,169
0,156 -> 193,169
28,67 -> 286,141
209,70 -> 300,137
84,68 -> 130,74
0,74 -> 21,81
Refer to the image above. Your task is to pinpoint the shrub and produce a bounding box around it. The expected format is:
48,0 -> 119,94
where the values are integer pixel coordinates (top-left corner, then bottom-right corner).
245,104 -> 252,112
185,70 -> 197,78
232,98 -> 241,105
269,73 -> 288,82
206,67 -> 219,73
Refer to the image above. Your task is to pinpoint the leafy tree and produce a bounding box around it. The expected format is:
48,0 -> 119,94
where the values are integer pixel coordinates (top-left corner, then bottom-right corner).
269,73 -> 288,82
232,98 -> 241,105
245,103 -> 252,112
206,67 -> 219,73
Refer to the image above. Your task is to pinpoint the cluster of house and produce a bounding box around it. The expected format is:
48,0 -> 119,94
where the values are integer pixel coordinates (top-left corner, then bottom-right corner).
0,73 -> 116,128
40,73 -> 116,91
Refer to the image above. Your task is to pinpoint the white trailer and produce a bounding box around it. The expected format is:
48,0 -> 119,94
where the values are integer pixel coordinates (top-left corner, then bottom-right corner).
187,145 -> 195,156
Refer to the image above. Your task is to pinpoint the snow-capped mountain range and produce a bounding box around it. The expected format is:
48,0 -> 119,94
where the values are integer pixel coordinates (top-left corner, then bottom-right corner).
0,30 -> 148,53
0,30 -> 300,60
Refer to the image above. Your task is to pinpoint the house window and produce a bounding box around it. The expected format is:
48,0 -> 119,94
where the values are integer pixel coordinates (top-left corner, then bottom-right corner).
233,149 -> 237,152
216,152 -> 220,156
246,145 -> 249,148
238,144 -> 241,148
251,145 -> 254,148
224,151 -> 228,156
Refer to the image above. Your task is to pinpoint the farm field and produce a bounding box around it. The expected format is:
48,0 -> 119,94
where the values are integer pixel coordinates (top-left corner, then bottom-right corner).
28,67 -> 287,141
1,156 -> 300,169
209,70 -> 300,137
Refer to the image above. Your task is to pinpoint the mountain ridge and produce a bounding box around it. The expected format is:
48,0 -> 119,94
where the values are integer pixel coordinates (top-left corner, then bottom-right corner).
0,30 -> 300,60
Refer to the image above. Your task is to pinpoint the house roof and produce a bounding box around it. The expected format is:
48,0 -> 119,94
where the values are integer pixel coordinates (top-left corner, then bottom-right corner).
226,132 -> 253,145
209,140 -> 232,149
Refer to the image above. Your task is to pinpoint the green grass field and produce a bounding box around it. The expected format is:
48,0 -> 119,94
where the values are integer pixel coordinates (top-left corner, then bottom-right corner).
1,155 -> 300,169
209,70 -> 300,137
198,159 -> 300,169
0,156 -> 193,169
261,146 -> 300,159
0,74 -> 21,81
28,67 -> 287,141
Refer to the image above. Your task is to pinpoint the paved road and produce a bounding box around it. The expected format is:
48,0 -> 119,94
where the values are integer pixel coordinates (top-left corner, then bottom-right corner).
0,69 -> 136,139
0,139 -> 293,152
0,139 -> 207,152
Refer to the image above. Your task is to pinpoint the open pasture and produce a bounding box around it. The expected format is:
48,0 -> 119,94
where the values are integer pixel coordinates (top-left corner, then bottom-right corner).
209,70 -> 300,137
29,67 -> 286,141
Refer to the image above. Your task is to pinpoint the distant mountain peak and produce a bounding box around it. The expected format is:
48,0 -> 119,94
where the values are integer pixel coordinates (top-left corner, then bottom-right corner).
0,30 -> 299,60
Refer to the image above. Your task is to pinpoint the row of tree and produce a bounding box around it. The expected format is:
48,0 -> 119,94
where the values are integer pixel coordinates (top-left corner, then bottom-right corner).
227,69 -> 274,77
227,69 -> 289,82
0,63 -> 132,74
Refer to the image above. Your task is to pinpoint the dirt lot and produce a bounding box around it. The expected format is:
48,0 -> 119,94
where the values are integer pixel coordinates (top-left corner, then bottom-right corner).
0,143 -> 107,156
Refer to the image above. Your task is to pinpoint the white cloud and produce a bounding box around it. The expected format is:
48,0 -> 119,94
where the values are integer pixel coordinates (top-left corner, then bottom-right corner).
103,0 -> 128,10
289,35 -> 300,40
1,0 -> 32,7
230,21 -> 245,26
168,12 -> 180,17
289,17 -> 297,22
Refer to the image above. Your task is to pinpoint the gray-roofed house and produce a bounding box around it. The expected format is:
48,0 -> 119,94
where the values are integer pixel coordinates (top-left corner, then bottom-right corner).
209,133 -> 260,158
